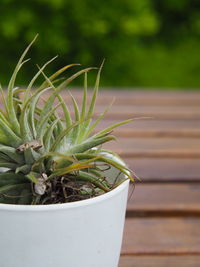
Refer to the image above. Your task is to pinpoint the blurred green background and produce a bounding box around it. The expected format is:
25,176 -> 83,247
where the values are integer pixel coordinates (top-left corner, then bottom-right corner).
0,0 -> 200,89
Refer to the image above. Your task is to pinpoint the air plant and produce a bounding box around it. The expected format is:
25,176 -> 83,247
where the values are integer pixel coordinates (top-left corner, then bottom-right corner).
0,36 -> 133,205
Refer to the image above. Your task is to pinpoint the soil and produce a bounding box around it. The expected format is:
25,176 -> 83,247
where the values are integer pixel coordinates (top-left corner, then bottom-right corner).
38,176 -> 106,205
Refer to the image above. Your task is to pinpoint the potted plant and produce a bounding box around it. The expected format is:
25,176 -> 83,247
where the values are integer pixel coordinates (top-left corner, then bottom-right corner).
0,36 -> 133,267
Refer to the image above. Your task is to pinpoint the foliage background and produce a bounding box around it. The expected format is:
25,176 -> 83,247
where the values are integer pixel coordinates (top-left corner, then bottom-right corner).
0,0 -> 200,89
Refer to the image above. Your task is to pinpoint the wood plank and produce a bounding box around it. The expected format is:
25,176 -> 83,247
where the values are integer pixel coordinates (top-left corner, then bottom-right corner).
2,90 -> 200,106
3,91 -> 200,119
5,101 -> 200,120
91,105 -> 200,120
53,104 -> 200,120
107,127 -> 200,138
119,256 -> 200,267
41,104 -> 200,120
56,90 -> 200,106
121,218 -> 200,255
105,137 -> 200,158
127,183 -> 200,216
96,119 -> 200,138
124,158 -> 200,182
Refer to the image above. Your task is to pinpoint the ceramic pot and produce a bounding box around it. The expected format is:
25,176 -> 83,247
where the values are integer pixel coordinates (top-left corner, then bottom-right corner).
0,155 -> 129,267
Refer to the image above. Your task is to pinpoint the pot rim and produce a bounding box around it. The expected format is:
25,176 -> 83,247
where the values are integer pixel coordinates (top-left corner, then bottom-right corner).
0,179 -> 129,211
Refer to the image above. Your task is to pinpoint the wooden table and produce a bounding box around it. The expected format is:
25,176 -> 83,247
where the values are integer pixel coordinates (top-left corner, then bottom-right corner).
90,90 -> 200,267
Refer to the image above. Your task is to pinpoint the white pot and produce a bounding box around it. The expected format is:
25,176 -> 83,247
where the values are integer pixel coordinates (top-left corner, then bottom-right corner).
0,155 -> 129,267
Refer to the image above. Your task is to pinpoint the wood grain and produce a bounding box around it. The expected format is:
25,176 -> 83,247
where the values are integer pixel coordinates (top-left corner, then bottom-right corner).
96,119 -> 200,138
105,137 -> 200,158
54,104 -> 200,120
121,218 -> 200,255
127,183 -> 200,216
5,89 -> 200,106
92,105 -> 200,120
124,158 -> 200,182
54,89 -> 200,106
18,91 -> 200,119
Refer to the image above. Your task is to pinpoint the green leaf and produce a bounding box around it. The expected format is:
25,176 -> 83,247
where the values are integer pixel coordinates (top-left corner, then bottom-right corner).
52,156 -> 101,177
0,161 -> 18,169
0,131 -> 10,145
0,117 -> 22,147
50,120 -> 82,152
0,183 -> 28,193
0,83 -> 8,115
43,119 -> 59,151
0,145 -> 24,164
39,68 -> 72,127
80,72 -> 88,120
24,56 -> 58,103
78,63 -> 104,143
24,147 -> 40,165
69,92 -> 80,144
97,155 -> 133,181
65,135 -> 115,155
51,163 -> 95,178
17,188 -> 33,205
87,61 -> 104,118
20,107 -> 33,142
73,152 -> 131,173
83,99 -> 115,140
7,34 -> 38,135
28,86 -> 53,139
36,103 -> 61,139
39,64 -> 80,90
16,165 -> 31,174
94,119 -> 133,138
56,67 -> 95,92
39,67 -> 95,132
77,171 -> 110,192
0,181 -> 32,205
26,172 -> 39,184
0,172 -> 27,186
